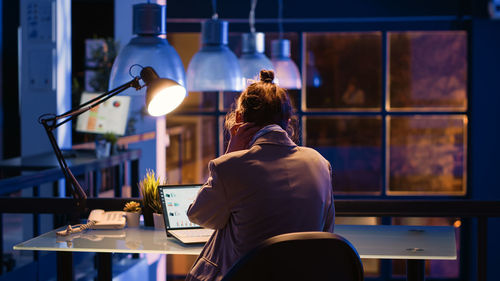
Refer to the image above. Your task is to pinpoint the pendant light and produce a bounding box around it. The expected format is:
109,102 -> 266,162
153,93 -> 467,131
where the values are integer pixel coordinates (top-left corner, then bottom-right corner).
108,2 -> 186,136
186,0 -> 243,92
239,0 -> 274,84
271,0 -> 302,89
109,3 -> 185,93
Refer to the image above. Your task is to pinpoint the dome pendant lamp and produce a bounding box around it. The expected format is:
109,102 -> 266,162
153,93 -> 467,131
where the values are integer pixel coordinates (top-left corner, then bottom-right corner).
239,0 -> 274,84
109,3 -> 186,93
186,0 -> 243,92
108,2 -> 186,136
271,38 -> 302,89
271,0 -> 302,89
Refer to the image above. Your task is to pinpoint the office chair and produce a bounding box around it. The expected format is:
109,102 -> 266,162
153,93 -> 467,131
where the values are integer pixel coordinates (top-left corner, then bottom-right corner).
221,231 -> 364,281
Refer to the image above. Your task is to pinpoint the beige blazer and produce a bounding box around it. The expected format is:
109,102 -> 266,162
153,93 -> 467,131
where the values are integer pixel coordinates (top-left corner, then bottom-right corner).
186,130 -> 334,281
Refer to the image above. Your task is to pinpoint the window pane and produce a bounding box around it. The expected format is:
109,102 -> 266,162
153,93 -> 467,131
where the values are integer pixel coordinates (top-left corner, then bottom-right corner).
389,31 -> 467,111
166,116 -> 217,184
304,116 -> 382,194
388,116 -> 467,194
304,32 -> 382,110
177,91 -> 217,112
223,92 -> 241,111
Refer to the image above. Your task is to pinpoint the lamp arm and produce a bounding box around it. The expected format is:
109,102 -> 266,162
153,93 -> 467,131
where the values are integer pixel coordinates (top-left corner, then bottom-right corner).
49,78 -> 141,130
40,119 -> 87,210
38,77 -> 141,211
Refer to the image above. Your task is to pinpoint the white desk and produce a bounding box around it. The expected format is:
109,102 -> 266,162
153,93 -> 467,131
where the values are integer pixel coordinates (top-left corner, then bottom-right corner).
14,224 -> 456,281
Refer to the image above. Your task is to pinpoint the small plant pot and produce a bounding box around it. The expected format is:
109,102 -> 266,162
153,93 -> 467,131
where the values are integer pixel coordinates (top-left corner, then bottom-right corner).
95,140 -> 111,158
125,212 -> 140,227
153,213 -> 165,229
142,205 -> 154,227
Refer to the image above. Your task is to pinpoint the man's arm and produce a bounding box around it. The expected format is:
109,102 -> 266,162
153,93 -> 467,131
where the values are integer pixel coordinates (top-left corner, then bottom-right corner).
187,161 -> 230,229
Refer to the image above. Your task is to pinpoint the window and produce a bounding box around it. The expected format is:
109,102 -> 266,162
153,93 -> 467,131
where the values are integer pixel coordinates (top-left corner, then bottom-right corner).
168,30 -> 468,193
303,31 -> 467,196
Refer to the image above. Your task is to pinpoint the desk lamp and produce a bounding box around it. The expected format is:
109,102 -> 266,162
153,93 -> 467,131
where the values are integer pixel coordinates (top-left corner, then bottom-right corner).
39,66 -> 186,212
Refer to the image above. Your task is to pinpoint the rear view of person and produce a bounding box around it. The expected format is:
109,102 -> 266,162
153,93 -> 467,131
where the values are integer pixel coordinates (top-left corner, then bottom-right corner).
186,70 -> 334,281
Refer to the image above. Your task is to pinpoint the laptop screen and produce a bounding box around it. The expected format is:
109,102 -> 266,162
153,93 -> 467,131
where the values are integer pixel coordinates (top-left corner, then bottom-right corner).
158,184 -> 203,230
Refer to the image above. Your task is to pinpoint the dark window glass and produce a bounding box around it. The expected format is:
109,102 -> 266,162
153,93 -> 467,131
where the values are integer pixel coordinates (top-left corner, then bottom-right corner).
166,116 -> 217,183
305,116 -> 382,194
304,32 -> 382,110
389,31 -> 467,111
388,116 -> 467,194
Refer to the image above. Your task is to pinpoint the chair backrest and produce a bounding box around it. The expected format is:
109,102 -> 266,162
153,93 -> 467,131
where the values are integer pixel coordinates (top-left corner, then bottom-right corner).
221,231 -> 364,281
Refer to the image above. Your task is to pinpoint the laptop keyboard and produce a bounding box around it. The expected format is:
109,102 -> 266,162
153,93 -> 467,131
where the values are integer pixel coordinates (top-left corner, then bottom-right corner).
170,229 -> 214,237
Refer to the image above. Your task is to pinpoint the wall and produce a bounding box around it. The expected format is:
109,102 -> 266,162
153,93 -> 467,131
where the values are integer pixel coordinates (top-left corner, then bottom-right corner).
19,0 -> 72,156
470,18 -> 500,281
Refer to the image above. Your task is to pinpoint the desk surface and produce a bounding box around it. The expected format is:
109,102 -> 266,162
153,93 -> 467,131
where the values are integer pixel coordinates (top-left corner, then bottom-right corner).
14,224 -> 456,260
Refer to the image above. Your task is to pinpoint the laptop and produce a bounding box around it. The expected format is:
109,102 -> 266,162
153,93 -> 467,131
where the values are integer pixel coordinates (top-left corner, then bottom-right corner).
158,184 -> 214,244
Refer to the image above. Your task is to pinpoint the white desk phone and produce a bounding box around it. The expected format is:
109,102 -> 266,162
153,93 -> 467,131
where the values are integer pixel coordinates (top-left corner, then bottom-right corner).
88,209 -> 126,229
56,209 -> 126,236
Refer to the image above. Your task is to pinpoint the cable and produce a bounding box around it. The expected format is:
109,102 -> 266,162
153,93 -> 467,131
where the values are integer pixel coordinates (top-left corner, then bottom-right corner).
56,220 -> 96,236
278,0 -> 283,39
249,0 -> 258,33
212,0 -> 218,19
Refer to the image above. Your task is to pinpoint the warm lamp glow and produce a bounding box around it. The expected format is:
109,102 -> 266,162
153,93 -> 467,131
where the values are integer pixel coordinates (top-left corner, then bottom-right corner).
147,84 -> 186,116
141,67 -> 186,116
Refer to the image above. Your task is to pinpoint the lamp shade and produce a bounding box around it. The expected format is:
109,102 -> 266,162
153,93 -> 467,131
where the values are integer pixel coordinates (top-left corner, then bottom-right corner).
239,32 -> 274,83
141,67 -> 186,116
146,82 -> 186,116
109,36 -> 186,92
271,39 -> 302,89
109,4 -> 185,92
186,19 -> 243,92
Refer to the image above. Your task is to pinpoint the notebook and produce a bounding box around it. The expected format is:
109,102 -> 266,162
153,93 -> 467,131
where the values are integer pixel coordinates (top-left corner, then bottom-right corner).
158,184 -> 214,244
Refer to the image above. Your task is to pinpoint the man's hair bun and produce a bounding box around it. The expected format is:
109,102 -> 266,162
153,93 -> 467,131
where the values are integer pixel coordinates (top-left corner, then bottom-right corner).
259,70 -> 274,83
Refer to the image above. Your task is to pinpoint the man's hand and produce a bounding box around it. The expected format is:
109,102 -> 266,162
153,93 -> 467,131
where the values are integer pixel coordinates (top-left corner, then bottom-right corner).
225,122 -> 261,154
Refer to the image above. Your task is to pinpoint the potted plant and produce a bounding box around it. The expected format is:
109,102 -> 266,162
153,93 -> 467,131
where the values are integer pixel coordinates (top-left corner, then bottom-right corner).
139,170 -> 165,228
123,201 -> 141,227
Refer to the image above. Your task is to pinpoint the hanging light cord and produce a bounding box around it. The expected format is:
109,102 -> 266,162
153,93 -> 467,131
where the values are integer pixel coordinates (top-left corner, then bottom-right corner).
249,0 -> 258,33
278,0 -> 283,39
212,0 -> 218,19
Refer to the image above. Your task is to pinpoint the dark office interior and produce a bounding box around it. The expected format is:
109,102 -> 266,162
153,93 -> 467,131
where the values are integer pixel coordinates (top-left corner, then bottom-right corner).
1,0 -> 500,280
